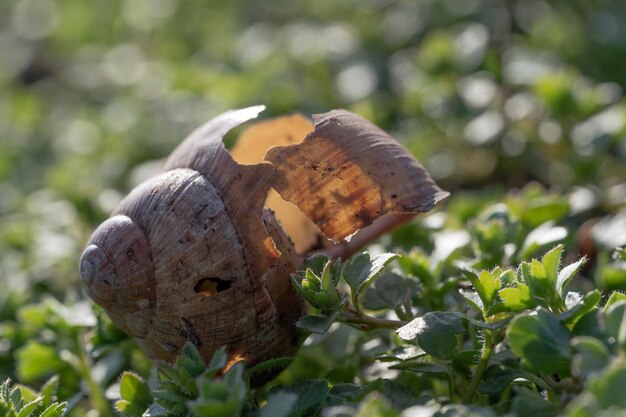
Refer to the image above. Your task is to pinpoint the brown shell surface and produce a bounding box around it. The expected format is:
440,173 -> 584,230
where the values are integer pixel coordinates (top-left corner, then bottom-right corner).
84,106 -> 298,365
230,114 -> 325,254
81,215 -> 156,337
265,109 -> 450,242
81,105 -> 449,370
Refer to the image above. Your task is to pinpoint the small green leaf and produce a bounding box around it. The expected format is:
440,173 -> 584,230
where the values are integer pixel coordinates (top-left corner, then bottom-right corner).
39,403 -> 67,417
605,291 -> 626,309
355,394 -> 399,417
141,403 -> 169,417
510,387 -> 561,417
556,257 -> 586,298
571,336 -> 610,379
603,300 -> 626,341
388,362 -> 454,399
460,289 -> 483,313
17,398 -> 42,417
520,222 -> 568,259
188,363 -> 247,417
542,245 -> 563,286
207,346 -> 228,375
399,250 -> 437,289
259,392 -> 298,417
397,312 -> 466,359
175,342 -> 205,377
390,361 -> 451,377
296,311 -> 340,334
586,363 -> 626,409
507,309 -> 571,375
15,343 -> 67,383
343,252 -> 399,299
363,273 -> 415,311
520,259 -> 557,308
498,283 -> 535,311
326,384 -> 369,406
479,365 -> 526,395
269,380 -> 328,417
559,290 -> 601,326
460,268 -> 501,313
116,372 -> 152,417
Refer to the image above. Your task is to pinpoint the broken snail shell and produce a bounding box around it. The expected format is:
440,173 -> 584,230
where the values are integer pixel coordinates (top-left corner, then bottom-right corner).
79,105 -> 449,368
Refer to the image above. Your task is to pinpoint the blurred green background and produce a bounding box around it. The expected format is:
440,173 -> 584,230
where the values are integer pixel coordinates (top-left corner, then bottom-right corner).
1,0 -> 625,391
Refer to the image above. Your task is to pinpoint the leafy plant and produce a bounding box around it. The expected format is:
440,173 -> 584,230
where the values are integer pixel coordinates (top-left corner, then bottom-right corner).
0,377 -> 66,417
1,0 -> 626,415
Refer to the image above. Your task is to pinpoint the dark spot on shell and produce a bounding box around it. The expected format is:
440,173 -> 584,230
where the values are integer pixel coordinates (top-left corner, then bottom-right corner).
178,317 -> 202,347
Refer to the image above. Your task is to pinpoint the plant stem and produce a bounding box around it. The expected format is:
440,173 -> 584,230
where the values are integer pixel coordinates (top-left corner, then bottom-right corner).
73,332 -> 114,417
463,329 -> 495,403
339,309 -> 406,330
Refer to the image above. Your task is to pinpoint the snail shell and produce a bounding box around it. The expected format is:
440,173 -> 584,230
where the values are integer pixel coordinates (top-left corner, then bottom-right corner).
80,106 -> 303,365
80,105 -> 448,368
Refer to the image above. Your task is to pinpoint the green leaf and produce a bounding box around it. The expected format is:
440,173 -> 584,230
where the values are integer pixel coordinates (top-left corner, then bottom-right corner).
388,361 -> 454,399
292,266 -> 341,312
343,252 -> 399,299
498,283 -> 535,312
557,257 -> 586,298
38,376 -> 59,409
605,291 -> 626,309
15,343 -> 67,383
399,250 -> 437,289
269,380 -> 328,417
520,222 -> 568,259
296,310 -> 340,334
559,290 -> 601,326
479,365 -> 526,395
116,372 -> 152,417
372,379 -> 425,410
603,300 -> 626,341
39,403 -> 67,417
510,387 -> 561,417
520,259 -> 557,308
460,289 -> 484,313
355,394 -> 399,417
460,268 -> 501,313
572,310 -> 604,339
507,309 -> 571,375
259,392 -> 298,417
542,245 -> 563,288
152,389 -> 188,405
390,361 -> 451,377
397,312 -> 466,359
571,336 -> 610,379
141,404 -> 169,417
302,254 -> 342,286
362,272 -> 415,311
175,342 -> 206,378
586,363 -> 626,409
207,346 -> 228,375
326,384 -> 369,406
17,398 -> 41,417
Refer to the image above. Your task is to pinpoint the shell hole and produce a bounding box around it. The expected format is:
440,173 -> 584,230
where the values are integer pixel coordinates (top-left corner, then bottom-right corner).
194,277 -> 231,298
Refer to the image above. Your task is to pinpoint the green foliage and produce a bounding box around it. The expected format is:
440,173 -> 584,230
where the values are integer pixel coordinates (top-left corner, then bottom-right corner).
1,0 -> 625,416
115,372 -> 152,417
0,378 -> 66,417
